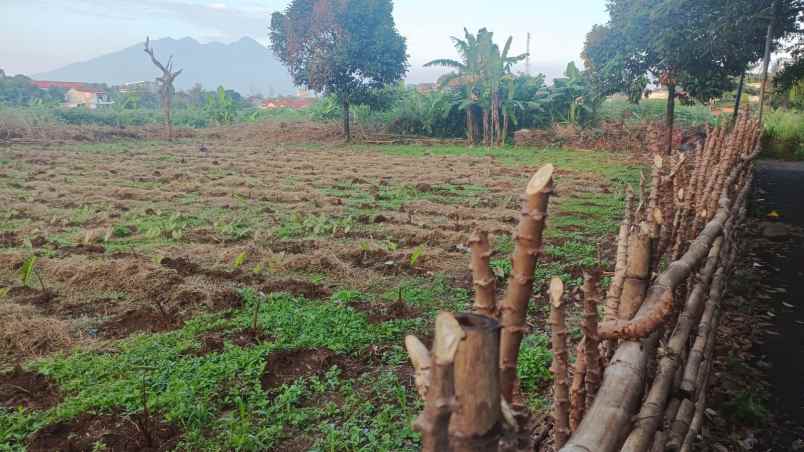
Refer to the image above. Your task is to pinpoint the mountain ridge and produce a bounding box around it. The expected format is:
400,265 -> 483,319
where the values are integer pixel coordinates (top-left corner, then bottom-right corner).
34,37 -> 296,96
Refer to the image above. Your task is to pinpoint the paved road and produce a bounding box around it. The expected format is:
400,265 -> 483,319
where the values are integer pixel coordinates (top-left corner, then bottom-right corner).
752,160 -> 804,443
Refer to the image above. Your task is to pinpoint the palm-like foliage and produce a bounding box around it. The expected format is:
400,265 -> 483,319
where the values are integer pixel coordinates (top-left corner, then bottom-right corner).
426,28 -> 528,146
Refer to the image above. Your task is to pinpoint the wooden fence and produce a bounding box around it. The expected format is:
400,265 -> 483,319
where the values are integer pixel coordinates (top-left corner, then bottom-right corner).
404,111 -> 761,452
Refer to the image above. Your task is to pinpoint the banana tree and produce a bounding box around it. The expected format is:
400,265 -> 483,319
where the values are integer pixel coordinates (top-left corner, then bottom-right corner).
425,28 -> 483,144
477,31 -> 527,146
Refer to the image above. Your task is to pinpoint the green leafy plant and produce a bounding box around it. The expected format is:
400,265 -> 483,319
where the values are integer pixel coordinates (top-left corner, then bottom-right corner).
232,251 -> 247,269
517,334 -> 553,393
409,245 -> 425,267
19,255 -> 46,291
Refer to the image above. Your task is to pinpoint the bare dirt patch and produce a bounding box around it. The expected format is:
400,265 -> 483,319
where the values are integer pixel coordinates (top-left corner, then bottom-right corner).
262,278 -> 331,299
193,329 -> 275,356
99,307 -> 181,339
28,411 -> 181,452
261,348 -> 365,391
0,367 -> 61,410
349,299 -> 421,324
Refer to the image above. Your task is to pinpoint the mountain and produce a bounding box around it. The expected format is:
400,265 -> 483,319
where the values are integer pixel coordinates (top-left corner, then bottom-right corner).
34,37 -> 296,96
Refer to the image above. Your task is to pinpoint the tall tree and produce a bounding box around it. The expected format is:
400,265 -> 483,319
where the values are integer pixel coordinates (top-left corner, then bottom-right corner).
270,0 -> 408,142
425,28 -> 483,144
144,37 -> 182,141
426,28 -> 526,147
583,0 -> 799,154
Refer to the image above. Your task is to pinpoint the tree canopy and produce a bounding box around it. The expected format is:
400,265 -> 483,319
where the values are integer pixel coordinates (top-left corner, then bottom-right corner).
269,0 -> 408,141
583,0 -> 802,152
584,0 -> 800,100
0,71 -> 66,106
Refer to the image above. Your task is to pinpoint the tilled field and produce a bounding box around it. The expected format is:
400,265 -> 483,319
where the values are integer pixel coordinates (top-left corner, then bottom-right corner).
0,127 -> 640,451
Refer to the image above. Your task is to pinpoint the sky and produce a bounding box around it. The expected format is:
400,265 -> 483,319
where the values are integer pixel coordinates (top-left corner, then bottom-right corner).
0,0 -> 610,83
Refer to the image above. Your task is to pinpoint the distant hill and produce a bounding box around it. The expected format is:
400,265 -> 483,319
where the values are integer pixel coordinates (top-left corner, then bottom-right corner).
34,37 -> 296,96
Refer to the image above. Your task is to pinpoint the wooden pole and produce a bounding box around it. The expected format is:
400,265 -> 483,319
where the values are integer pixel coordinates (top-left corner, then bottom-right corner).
758,0 -> 777,124
731,71 -> 745,126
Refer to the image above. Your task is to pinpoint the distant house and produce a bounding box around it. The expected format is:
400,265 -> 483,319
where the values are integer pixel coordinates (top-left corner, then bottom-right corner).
116,81 -> 158,94
260,97 -> 315,110
31,80 -> 114,109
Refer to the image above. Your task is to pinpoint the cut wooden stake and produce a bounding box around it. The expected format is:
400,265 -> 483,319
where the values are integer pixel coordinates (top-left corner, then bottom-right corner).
605,187 -> 634,323
405,335 -> 432,399
549,277 -> 571,448
581,270 -> 602,408
469,230 -> 497,318
618,222 -> 652,321
499,164 -> 554,402
449,313 -> 502,452
410,312 -> 465,452
569,341 -> 587,432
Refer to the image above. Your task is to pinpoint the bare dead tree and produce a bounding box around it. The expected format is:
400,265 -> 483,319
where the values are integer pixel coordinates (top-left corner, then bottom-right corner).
144,37 -> 182,141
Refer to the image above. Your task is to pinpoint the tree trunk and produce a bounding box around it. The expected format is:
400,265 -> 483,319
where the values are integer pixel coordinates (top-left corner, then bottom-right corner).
665,82 -> 676,155
166,96 -> 173,141
483,109 -> 490,147
467,108 -> 475,145
758,0 -> 777,124
342,100 -> 351,143
732,71 -> 745,126
469,230 -> 497,318
501,109 -> 509,147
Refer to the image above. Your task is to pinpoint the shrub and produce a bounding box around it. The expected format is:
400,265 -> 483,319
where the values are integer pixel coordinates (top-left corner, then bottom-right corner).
762,109 -> 804,160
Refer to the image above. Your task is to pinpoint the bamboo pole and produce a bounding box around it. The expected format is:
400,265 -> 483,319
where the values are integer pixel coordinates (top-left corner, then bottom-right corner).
549,277 -> 571,448
449,313 -> 502,452
469,230 -> 497,318
499,164 -> 554,401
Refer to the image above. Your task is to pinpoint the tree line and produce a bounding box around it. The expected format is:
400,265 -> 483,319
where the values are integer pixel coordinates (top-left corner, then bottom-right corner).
269,0 -> 803,145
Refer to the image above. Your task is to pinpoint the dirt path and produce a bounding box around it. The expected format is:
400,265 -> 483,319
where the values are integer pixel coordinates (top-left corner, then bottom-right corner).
752,160 -> 804,445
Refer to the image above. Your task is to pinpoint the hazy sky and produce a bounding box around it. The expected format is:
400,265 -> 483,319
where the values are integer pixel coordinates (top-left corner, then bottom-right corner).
1,0 -> 609,82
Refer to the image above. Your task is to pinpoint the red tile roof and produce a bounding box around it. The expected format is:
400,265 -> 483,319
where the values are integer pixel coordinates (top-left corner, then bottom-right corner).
31,80 -> 101,92
261,97 -> 315,109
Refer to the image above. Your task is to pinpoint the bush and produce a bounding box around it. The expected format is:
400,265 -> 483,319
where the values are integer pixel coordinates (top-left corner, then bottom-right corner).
598,98 -> 717,126
762,109 -> 804,160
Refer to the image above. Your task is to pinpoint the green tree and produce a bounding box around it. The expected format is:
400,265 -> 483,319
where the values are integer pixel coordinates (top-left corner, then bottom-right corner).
269,0 -> 408,142
425,28 -> 483,144
426,28 -> 526,146
583,0 -> 800,153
